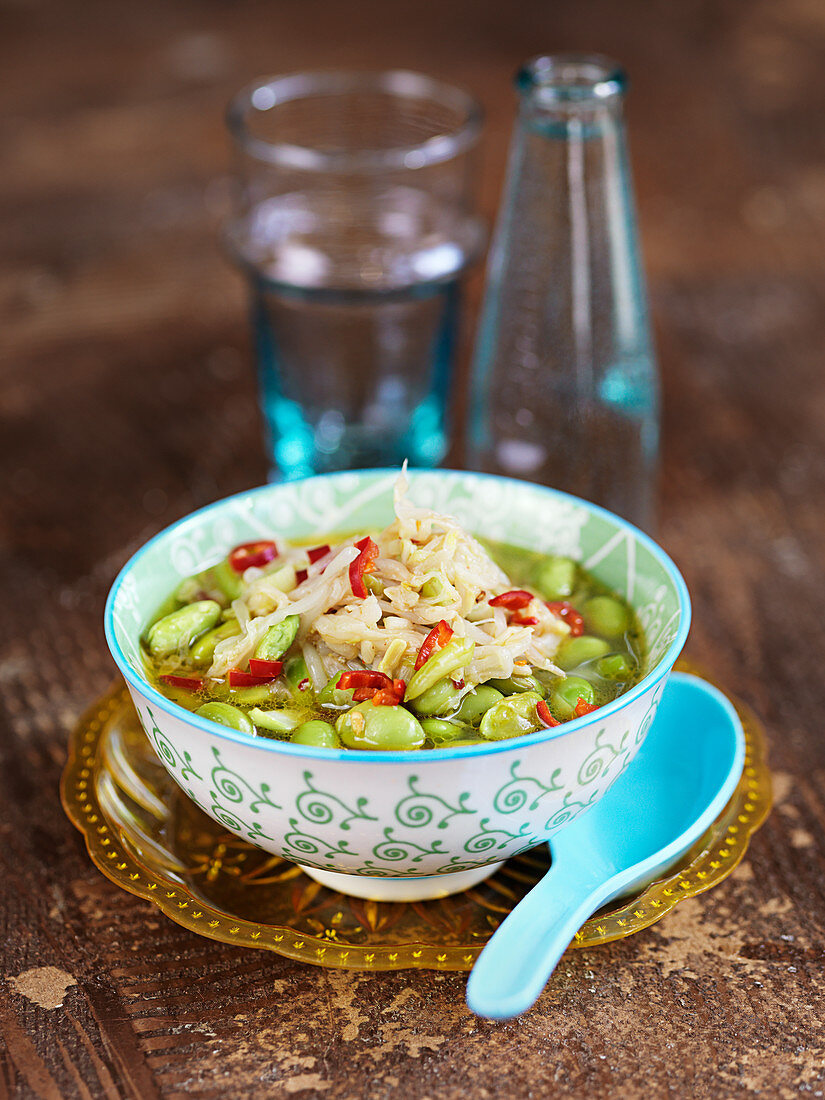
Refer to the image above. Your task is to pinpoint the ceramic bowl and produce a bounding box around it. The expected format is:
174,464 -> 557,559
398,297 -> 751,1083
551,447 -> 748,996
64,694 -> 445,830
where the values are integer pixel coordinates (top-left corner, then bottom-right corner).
105,469 -> 690,901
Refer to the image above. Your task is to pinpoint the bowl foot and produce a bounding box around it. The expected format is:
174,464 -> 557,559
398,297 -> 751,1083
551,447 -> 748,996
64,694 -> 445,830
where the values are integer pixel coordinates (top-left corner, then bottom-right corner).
298,862 -> 506,902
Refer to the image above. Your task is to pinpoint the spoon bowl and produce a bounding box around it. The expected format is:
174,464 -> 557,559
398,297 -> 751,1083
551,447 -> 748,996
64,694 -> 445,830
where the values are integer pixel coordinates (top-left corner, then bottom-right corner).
466,671 -> 746,1019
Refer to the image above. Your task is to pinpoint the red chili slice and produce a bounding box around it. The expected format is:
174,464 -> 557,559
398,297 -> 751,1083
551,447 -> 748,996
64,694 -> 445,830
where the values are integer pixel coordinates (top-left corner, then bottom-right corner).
546,601 -> 585,637
392,679 -> 406,700
295,568 -> 308,585
248,658 -> 284,677
338,670 -> 393,691
352,687 -> 378,702
536,699 -> 560,728
349,537 -> 379,598
575,697 -> 597,717
414,620 -> 454,670
489,589 -> 534,610
414,633 -> 437,670
512,613 -> 539,627
228,540 -> 278,573
307,544 -> 331,564
160,674 -> 204,692
227,667 -> 279,687
371,688 -> 404,706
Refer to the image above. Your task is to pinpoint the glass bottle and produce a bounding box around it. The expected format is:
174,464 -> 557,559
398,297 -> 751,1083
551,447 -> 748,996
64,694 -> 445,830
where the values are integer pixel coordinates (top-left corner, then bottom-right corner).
467,55 -> 659,530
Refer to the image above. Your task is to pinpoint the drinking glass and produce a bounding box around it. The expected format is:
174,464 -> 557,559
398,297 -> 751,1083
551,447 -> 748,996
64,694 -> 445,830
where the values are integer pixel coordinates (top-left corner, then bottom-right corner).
226,71 -> 484,480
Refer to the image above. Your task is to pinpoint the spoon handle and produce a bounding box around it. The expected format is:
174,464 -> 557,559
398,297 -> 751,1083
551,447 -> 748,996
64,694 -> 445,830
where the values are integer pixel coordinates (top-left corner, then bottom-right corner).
466,856 -> 614,1020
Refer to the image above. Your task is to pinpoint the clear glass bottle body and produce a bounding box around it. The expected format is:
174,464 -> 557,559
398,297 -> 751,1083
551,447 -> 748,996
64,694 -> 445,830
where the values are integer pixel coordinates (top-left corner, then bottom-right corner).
467,55 -> 659,530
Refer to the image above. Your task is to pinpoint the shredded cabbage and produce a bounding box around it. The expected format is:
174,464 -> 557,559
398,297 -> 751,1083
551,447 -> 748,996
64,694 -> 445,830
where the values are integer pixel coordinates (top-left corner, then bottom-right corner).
209,475 -> 567,687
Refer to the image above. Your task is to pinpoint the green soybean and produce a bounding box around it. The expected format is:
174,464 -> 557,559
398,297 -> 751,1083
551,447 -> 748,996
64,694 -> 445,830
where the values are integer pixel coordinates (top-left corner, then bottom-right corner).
597,652 -> 635,681
421,575 -> 451,602
317,672 -> 355,708
210,683 -> 277,705
555,635 -> 611,671
487,674 -> 545,696
455,686 -> 504,727
211,559 -> 243,601
407,677 -> 463,717
146,600 -> 222,659
336,702 -> 425,751
195,701 -> 255,734
284,654 -> 314,699
404,638 -> 474,701
254,615 -> 300,661
479,691 -> 546,741
534,555 -> 577,600
291,720 -> 339,748
582,596 -> 629,639
420,718 -> 468,743
265,563 -> 298,594
364,574 -> 385,597
173,576 -> 204,605
145,593 -> 182,633
157,683 -> 203,709
189,619 -> 242,667
249,706 -> 303,732
174,563 -> 240,606
551,676 -> 596,719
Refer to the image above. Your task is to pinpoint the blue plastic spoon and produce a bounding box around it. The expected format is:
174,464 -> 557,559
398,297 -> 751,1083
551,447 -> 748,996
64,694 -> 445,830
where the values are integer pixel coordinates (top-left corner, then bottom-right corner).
466,672 -> 746,1020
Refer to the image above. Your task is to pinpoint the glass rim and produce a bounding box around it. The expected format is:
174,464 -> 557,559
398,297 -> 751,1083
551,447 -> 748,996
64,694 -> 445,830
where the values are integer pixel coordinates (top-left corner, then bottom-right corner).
517,53 -> 627,102
226,69 -> 484,172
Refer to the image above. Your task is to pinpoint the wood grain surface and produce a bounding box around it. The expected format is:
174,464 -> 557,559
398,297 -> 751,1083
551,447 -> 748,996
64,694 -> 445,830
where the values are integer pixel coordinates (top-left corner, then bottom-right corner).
2,0 -> 824,1096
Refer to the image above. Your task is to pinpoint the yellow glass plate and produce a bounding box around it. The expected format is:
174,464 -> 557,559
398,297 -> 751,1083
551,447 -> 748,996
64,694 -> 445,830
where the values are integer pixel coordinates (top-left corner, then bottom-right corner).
61,663 -> 772,971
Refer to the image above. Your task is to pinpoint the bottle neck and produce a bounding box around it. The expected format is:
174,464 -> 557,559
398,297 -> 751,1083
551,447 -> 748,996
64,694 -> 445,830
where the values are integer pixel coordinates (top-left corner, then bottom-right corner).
516,54 -> 626,138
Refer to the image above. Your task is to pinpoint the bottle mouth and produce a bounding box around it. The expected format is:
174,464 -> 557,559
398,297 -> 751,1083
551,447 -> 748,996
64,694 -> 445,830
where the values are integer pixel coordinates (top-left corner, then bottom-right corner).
517,54 -> 626,103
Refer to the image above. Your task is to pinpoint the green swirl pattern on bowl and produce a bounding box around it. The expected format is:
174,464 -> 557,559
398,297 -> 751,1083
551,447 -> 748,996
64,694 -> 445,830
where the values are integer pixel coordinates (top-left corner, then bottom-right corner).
135,683 -> 665,877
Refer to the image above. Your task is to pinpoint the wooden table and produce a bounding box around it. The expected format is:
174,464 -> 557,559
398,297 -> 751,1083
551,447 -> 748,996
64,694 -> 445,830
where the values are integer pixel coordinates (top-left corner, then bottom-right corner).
3,1 -> 824,1096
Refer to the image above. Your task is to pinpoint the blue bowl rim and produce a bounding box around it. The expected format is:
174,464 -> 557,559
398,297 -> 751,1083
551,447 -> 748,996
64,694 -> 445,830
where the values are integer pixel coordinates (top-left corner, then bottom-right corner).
104,468 -> 692,765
